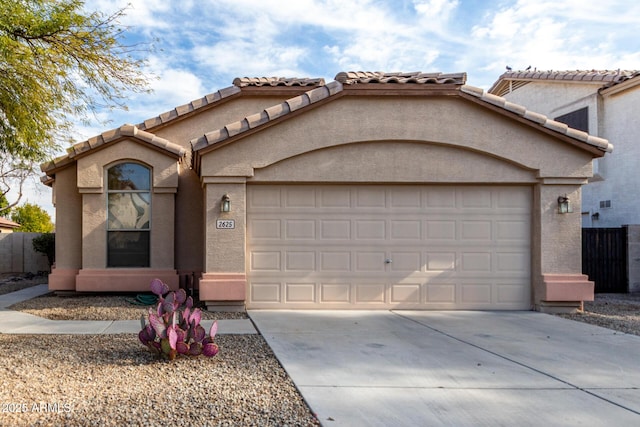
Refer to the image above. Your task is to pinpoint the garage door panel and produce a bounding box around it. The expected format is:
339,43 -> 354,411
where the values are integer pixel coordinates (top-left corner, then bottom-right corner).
250,219 -> 281,239
251,283 -> 281,302
460,220 -> 492,240
390,252 -> 422,272
460,189 -> 493,208
285,251 -> 315,271
426,220 -> 456,240
356,188 -> 386,207
321,283 -> 351,303
425,188 -> 456,208
461,284 -> 492,303
247,185 -> 531,309
426,283 -> 457,303
391,284 -> 421,303
391,220 -> 421,239
426,252 -> 456,271
251,251 -> 281,271
355,220 -> 386,239
284,187 -> 316,207
356,252 -> 386,272
320,252 -> 351,271
286,283 -> 315,303
320,220 -> 350,239
285,220 -> 315,239
321,188 -> 351,207
497,220 -> 529,240
355,284 -> 386,303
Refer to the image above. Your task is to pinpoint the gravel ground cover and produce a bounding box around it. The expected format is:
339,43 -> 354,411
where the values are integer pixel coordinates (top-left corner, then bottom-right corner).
9,292 -> 248,321
1,275 -> 318,426
556,293 -> 640,336
1,274 -> 638,425
0,334 -> 320,426
0,273 -> 48,296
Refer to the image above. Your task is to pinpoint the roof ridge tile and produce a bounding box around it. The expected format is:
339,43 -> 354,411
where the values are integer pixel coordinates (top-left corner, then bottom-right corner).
335,71 -> 466,85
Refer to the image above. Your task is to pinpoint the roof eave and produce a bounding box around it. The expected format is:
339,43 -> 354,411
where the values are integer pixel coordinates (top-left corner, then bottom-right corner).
459,87 -> 609,157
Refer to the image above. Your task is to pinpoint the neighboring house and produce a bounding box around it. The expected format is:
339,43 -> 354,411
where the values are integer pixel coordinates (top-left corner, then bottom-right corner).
489,69 -> 640,228
41,71 -> 612,313
0,217 -> 20,233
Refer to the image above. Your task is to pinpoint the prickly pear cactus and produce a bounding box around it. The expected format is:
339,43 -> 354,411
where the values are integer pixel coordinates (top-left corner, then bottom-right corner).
139,278 -> 219,360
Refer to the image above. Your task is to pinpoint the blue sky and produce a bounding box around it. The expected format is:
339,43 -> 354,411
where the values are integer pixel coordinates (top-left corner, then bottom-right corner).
17,0 -> 640,218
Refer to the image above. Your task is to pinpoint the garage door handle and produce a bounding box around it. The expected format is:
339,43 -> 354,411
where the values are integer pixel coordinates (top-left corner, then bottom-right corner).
385,259 -> 393,264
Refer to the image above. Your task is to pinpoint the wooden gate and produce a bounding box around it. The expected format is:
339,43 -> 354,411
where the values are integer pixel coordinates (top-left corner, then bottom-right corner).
582,228 -> 627,293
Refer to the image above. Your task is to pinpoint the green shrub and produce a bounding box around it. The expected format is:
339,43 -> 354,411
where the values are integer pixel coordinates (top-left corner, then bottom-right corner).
32,233 -> 55,269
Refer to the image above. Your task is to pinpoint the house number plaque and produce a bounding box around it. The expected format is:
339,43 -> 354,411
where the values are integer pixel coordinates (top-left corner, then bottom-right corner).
216,219 -> 235,229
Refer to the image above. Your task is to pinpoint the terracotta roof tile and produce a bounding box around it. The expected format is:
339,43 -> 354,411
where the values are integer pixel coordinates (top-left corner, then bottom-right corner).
41,124 -> 186,175
0,217 -> 20,229
232,77 -> 325,87
489,69 -> 640,95
136,86 -> 242,131
335,71 -> 467,85
191,81 -> 343,154
460,85 -> 612,153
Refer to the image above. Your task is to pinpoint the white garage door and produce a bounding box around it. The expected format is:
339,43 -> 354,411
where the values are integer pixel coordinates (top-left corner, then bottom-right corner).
247,185 -> 531,310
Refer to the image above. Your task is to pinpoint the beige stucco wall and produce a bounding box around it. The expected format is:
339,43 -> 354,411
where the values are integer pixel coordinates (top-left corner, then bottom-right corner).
76,139 -> 180,271
197,94 -> 597,309
200,97 -> 594,180
203,180 -> 247,273
48,165 -> 82,290
154,96 -> 297,146
251,141 -> 538,183
153,94 -> 309,278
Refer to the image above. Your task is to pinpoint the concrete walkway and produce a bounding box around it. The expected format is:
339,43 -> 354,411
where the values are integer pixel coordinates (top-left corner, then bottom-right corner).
249,309 -> 640,427
0,285 -> 256,334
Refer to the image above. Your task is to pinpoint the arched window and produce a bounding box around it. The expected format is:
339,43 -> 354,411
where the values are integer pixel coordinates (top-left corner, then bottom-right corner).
107,163 -> 151,267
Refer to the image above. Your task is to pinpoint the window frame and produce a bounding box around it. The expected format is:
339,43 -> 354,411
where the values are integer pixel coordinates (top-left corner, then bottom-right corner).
106,162 -> 152,268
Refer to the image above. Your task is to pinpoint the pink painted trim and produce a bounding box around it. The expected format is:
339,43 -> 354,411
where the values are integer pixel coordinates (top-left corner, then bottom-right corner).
48,268 -> 79,291
76,269 -> 179,292
199,273 -> 246,301
541,274 -> 594,302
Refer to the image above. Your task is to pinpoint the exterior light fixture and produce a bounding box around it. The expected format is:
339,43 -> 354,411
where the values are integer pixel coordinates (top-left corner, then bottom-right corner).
221,194 -> 231,213
557,195 -> 572,214
592,212 -> 600,220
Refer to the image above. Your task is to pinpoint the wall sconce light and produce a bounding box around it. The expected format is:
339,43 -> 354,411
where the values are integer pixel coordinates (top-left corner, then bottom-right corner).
557,195 -> 572,214
592,212 -> 600,220
220,194 -> 231,213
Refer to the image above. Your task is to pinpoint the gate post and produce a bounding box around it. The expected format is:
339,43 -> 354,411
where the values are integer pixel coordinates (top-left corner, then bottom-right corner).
625,225 -> 640,293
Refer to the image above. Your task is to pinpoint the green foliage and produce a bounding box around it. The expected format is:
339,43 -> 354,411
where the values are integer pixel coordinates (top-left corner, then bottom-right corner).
0,192 -> 9,215
0,0 -> 152,161
139,279 -> 219,361
11,202 -> 54,232
32,232 -> 55,268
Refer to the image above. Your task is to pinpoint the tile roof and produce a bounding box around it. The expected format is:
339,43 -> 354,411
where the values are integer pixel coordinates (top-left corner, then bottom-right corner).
190,81 -> 343,155
0,217 -> 20,229
41,124 -> 186,174
232,77 -> 325,87
489,69 -> 640,95
460,85 -> 612,153
137,86 -> 242,131
335,71 -> 466,85
190,71 -> 612,172
138,78 -> 324,131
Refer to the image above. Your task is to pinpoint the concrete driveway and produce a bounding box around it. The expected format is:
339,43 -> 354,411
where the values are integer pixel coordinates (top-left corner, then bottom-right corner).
248,310 -> 640,426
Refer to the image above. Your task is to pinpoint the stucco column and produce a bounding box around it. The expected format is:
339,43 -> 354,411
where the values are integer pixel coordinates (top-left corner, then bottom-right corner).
534,179 -> 594,312
199,177 -> 247,310
48,166 -> 82,291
